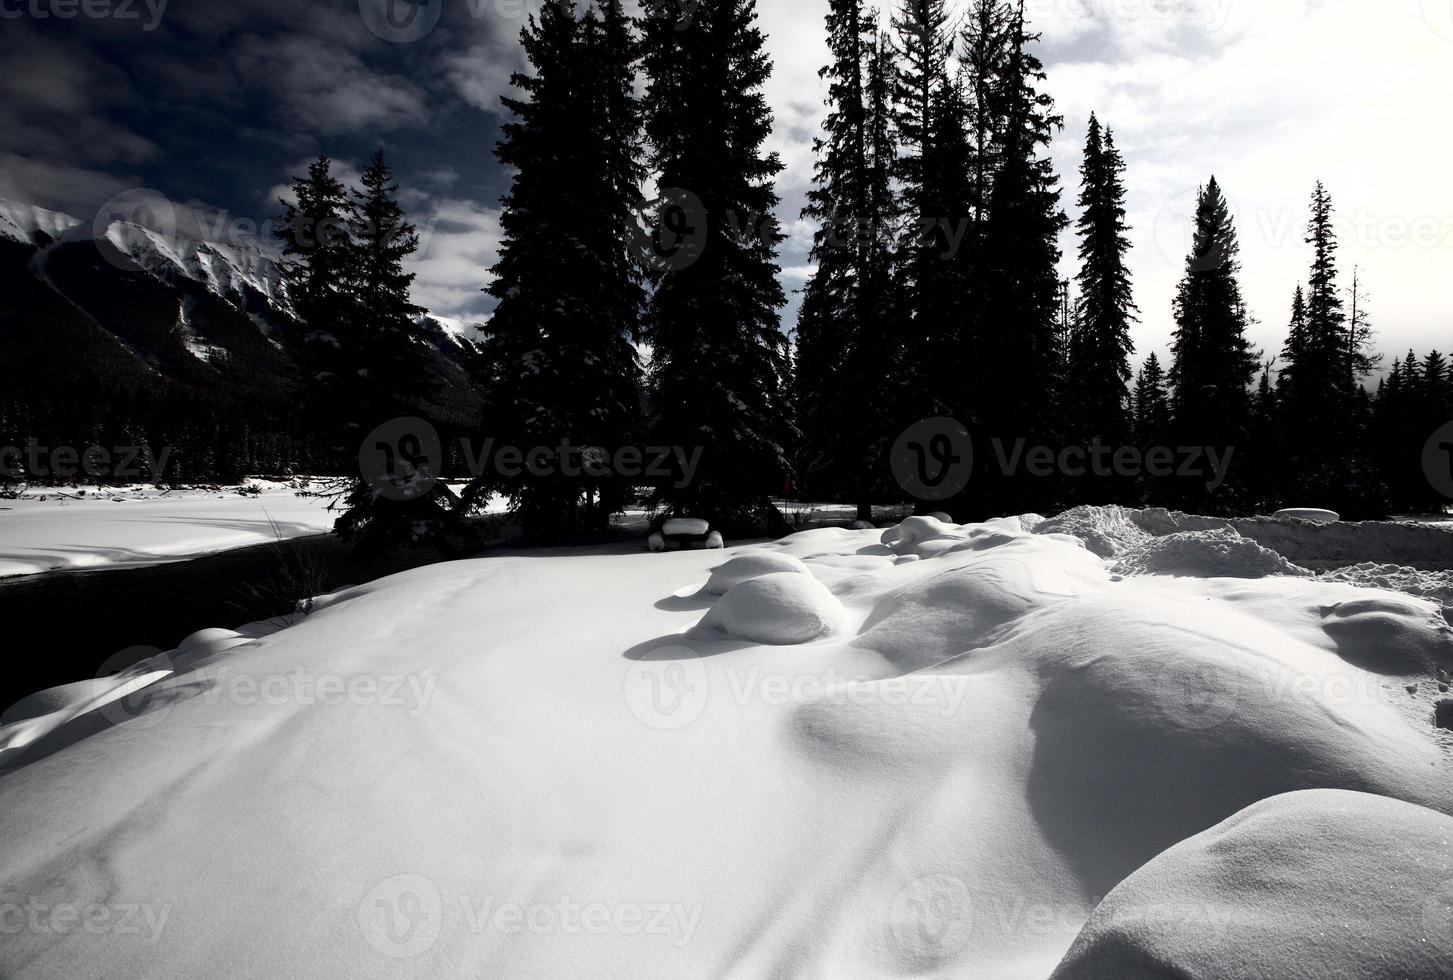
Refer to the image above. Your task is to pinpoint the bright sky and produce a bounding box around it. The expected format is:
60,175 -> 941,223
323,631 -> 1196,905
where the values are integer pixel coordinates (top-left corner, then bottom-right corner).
755,0 -> 1453,370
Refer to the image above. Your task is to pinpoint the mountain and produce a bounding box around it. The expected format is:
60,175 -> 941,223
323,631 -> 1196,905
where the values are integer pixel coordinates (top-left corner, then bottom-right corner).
0,198 -> 484,482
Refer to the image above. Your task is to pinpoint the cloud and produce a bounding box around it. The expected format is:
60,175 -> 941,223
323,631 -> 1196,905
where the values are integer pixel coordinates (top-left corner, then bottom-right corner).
409,197 -> 504,318
233,34 -> 431,136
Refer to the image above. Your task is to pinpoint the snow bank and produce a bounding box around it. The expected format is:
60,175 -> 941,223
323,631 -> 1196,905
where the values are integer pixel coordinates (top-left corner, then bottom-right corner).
1272,507 -> 1340,523
1110,527 -> 1312,579
2,506 -> 1451,978
1035,504 -> 1152,558
1050,790 -> 1453,980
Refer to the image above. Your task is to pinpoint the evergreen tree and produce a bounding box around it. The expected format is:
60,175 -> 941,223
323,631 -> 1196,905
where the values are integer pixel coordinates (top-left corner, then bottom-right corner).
797,3 -> 905,519
277,156 -> 355,465
972,2 -> 1066,513
640,0 -> 792,531
1275,184 -> 1388,517
1167,177 -> 1256,452
890,0 -> 968,416
960,0 -> 1015,226
1132,352 -> 1170,447
1068,116 -> 1137,442
334,149 -> 457,552
470,0 -> 645,537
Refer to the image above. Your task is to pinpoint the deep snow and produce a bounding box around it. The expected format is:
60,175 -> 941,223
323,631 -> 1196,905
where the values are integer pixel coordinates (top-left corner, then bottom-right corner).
0,507 -> 1450,978
0,482 -> 338,578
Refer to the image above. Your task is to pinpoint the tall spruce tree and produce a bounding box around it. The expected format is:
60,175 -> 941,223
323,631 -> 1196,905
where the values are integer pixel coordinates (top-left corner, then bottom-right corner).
797,2 -> 904,518
1275,184 -> 1388,516
891,0 -> 969,416
1069,116 -> 1137,442
640,0 -> 792,531
973,1 -> 1066,513
1167,177 -> 1256,456
333,149 -> 457,551
278,156 -> 355,467
472,0 -> 645,536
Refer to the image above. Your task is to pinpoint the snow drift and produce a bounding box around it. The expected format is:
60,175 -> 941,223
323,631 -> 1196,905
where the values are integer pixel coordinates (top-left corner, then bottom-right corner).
1,506 -> 1450,978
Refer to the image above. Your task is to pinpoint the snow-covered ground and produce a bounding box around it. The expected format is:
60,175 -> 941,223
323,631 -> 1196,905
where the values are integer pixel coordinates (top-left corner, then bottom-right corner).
1,506 -> 1451,978
0,482 -> 338,578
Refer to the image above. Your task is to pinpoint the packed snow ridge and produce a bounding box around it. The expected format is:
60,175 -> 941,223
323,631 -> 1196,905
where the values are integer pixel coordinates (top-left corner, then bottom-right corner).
1,505 -> 1450,978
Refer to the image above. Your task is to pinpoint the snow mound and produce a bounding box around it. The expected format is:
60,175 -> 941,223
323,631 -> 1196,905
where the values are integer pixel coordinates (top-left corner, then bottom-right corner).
703,552 -> 812,595
697,572 -> 842,644
1110,528 -> 1313,579
1320,563 -> 1453,613
1035,504 -> 1152,558
1273,507 -> 1340,524
1050,790 -> 1453,980
663,518 -> 710,536
880,514 -> 957,551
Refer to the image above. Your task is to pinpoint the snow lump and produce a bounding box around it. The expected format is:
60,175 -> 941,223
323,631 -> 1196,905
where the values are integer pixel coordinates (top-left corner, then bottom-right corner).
1050,789 -> 1453,980
698,572 -> 842,645
702,552 -> 812,596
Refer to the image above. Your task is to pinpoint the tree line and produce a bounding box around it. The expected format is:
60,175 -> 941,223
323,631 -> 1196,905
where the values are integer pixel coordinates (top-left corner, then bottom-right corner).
14,0 -> 1447,541
287,0 -> 1452,546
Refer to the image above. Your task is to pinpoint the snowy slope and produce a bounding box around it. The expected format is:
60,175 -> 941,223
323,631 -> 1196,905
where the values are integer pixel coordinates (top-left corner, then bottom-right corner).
0,509 -> 1449,978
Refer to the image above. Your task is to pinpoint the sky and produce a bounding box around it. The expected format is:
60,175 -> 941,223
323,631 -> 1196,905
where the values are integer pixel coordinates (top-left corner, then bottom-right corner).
2,0 -> 1450,371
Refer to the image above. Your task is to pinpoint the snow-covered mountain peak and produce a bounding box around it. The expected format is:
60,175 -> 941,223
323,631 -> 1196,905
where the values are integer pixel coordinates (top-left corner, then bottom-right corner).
0,196 -> 295,317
